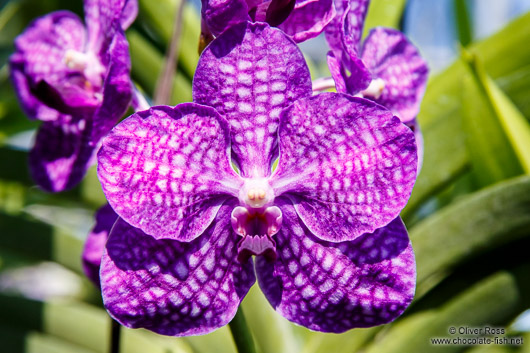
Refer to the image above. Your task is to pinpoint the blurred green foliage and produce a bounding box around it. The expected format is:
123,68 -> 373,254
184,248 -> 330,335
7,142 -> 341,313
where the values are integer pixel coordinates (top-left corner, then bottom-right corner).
0,0 -> 529,352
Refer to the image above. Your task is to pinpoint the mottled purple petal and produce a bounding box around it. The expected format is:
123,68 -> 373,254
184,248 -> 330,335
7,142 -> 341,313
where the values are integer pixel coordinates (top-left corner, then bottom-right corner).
407,119 -> 423,171
120,0 -> 138,30
82,203 -> 118,286
100,202 -> 256,336
277,0 -> 335,43
264,0 -> 296,26
9,11 -> 86,121
29,116 -> 96,192
256,201 -> 415,332
84,0 -> 136,53
97,104 -> 241,241
201,0 -> 250,36
326,51 -> 347,93
91,25 -> 132,143
324,0 -> 346,56
360,28 -> 428,123
193,22 -> 312,178
341,0 -> 370,59
272,93 -> 417,242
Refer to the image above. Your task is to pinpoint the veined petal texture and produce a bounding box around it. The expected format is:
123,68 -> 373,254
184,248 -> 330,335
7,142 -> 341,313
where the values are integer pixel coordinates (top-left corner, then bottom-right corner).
91,25 -> 132,142
200,0 -> 250,36
29,116 -> 96,192
340,0 -> 370,60
361,28 -> 429,123
97,104 -> 241,241
9,11 -> 86,121
84,0 -> 138,53
256,202 -> 415,332
82,203 -> 118,286
278,0 -> 335,43
101,202 -> 256,336
193,22 -> 312,178
272,93 -> 417,242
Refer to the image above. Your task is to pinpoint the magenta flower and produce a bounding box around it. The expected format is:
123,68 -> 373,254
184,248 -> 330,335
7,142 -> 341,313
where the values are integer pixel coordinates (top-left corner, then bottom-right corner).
9,0 -> 137,192
324,0 -> 428,163
201,0 -> 335,43
96,22 -> 417,335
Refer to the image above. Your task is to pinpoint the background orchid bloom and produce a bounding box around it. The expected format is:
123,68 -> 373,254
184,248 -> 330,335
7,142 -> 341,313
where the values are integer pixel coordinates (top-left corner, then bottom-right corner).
201,0 -> 336,43
96,22 -> 417,336
9,0 -> 137,192
325,0 -> 428,165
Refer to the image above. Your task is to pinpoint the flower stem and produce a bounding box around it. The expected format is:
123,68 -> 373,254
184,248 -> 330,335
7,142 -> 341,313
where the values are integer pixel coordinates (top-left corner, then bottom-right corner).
228,307 -> 257,353
153,0 -> 186,105
110,319 -> 121,353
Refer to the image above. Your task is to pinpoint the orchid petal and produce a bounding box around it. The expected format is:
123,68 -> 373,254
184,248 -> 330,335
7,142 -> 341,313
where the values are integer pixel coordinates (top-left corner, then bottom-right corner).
264,0 -> 296,26
361,28 -> 429,123
278,0 -> 335,43
29,116 -> 96,192
326,52 -> 347,93
200,0 -> 250,36
101,202 -> 256,336
341,0 -> 370,59
256,201 -> 415,332
91,25 -> 132,143
84,0 -> 138,53
272,93 -> 417,242
120,0 -> 139,30
97,104 -> 241,241
193,22 -> 312,178
9,11 -> 86,121
82,203 -> 118,286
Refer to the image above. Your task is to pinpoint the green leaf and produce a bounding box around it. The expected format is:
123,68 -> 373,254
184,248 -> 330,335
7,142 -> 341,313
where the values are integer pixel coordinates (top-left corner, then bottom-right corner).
363,0 -> 407,37
363,267 -> 530,353
241,285 -> 300,353
461,52 -> 525,186
0,294 -> 193,353
127,29 -> 192,104
404,11 -> 530,216
137,0 -> 200,77
454,0 -> 473,46
410,175 -> 530,297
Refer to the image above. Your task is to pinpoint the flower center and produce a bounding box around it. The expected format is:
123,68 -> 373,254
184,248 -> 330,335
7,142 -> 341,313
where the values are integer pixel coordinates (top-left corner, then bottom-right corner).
360,78 -> 386,99
239,178 -> 275,209
233,178 -> 281,263
63,49 -> 105,92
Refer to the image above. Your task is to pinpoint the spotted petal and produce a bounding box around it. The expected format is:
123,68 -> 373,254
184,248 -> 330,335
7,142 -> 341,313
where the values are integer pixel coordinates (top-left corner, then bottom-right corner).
272,93 -> 417,242
101,202 -> 256,336
256,201 -> 415,332
193,22 -> 312,178
91,25 -> 132,143
278,0 -> 335,43
9,11 -> 86,121
361,28 -> 429,123
200,0 -> 250,36
82,203 -> 118,286
29,116 -> 96,192
98,103 -> 241,241
340,0 -> 370,59
84,0 -> 138,53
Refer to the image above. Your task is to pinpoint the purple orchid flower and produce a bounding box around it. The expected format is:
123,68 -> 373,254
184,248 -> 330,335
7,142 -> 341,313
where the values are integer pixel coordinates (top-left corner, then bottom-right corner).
96,22 -> 417,335
323,0 -> 428,164
9,0 -> 138,192
201,0 -> 335,43
82,203 -> 118,287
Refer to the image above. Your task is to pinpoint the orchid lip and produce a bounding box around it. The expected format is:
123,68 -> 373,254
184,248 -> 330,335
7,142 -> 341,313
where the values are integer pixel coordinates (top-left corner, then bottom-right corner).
231,205 -> 283,263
